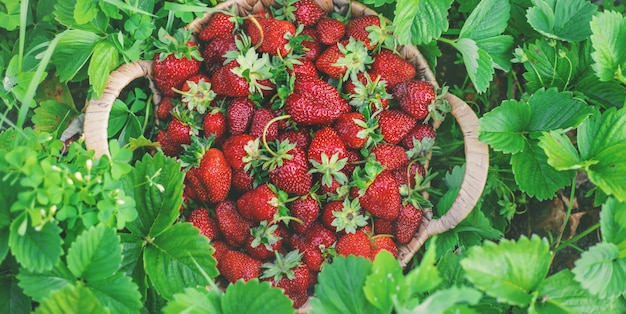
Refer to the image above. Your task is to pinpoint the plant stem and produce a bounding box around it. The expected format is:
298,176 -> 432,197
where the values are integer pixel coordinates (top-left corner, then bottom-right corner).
553,176 -> 577,252
555,222 -> 600,253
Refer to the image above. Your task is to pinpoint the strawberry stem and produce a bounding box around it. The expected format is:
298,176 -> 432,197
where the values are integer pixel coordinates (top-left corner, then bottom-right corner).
247,14 -> 264,49
262,115 -> 292,157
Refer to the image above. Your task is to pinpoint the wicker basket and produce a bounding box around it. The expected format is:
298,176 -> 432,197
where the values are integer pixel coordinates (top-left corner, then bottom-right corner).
84,0 -> 488,306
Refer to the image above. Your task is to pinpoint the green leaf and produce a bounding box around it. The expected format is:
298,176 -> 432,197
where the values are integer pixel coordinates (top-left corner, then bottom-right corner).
32,100 -> 79,134
52,30 -> 101,82
66,224 -> 122,282
53,0 -> 106,32
405,239 -> 441,295
88,39 -> 119,99
164,287 -> 223,314
436,249 -> 469,289
393,0 -> 453,46
0,190 -> 11,263
452,37 -> 494,93
585,107 -> 626,158
310,256 -> 383,314
222,279 -> 294,314
124,152 -> 184,238
526,0 -> 596,42
514,39 -> 581,92
512,141 -> 574,200
9,216 -> 63,273
538,131 -> 583,170
119,233 -> 148,297
17,263 -> 74,302
75,0 -> 99,25
527,89 -> 593,133
587,144 -> 626,203
600,198 -> 626,256
590,10 -> 626,83
459,0 -> 510,40
89,272 -> 142,313
461,235 -> 551,306
109,100 -> 131,136
572,242 -> 626,299
401,286 -> 482,314
0,269 -> 30,314
475,35 -> 514,72
532,269 -> 626,314
144,223 -> 218,300
364,250 -> 406,312
574,69 -> 626,109
478,100 -> 530,154
34,284 -> 108,314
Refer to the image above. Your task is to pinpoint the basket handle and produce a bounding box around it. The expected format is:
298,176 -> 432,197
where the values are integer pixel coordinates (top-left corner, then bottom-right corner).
397,93 -> 489,267
84,60 -> 156,158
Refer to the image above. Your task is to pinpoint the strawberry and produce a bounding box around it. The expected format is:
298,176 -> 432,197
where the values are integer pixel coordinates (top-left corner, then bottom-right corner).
377,109 -> 416,145
262,251 -> 311,307
344,72 -> 391,113
333,112 -> 368,149
183,138 -> 232,204
222,133 -> 256,170
290,58 -> 319,78
246,221 -> 284,260
372,218 -> 395,235
321,198 -> 367,234
290,194 -> 320,234
316,18 -> 345,45
277,128 -> 311,149
292,0 -> 327,26
305,222 -> 337,249
161,116 -> 194,157
301,27 -> 321,61
285,75 -> 350,125
153,29 -> 202,97
156,96 -> 174,121
236,184 -> 281,222
342,149 -> 362,176
250,108 -> 278,141
345,15 -> 392,51
215,200 -> 254,248
394,203 -> 422,244
315,38 -> 372,81
198,11 -> 237,42
372,235 -> 397,258
308,127 -> 349,189
392,162 -> 426,189
226,97 -> 256,135
402,123 -> 436,160
370,49 -> 416,88
232,169 -> 255,193
247,15 -> 297,56
187,207 -> 220,240
266,142 -> 313,196
202,33 -> 238,74
203,110 -> 227,144
175,74 -> 217,114
212,60 -> 252,97
290,235 -> 325,271
353,161 -> 401,220
219,249 -> 262,283
393,80 -> 436,120
211,240 -> 229,262
370,144 -> 408,171
336,228 -> 372,258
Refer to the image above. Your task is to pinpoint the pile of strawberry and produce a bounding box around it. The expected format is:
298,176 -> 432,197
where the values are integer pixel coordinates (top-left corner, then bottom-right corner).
152,0 -> 446,307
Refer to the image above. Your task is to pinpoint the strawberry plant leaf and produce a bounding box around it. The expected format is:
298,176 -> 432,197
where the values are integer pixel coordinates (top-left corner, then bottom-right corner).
461,235 -> 551,306
451,37 -> 494,93
51,29 -> 101,83
0,189 -> 11,263
587,144 -> 626,203
66,224 -> 121,282
364,250 -> 406,312
144,223 -> 218,300
119,233 -> 148,297
89,272 -> 142,313
574,69 -> 626,109
512,141 -> 573,200
221,279 -> 293,314
34,284 -> 108,314
475,35 -> 515,72
590,10 -> 626,83
310,256 -> 383,314
399,286 -> 482,314
393,0 -> 453,46
583,107 -> 626,158
600,198 -> 626,257
436,248 -> 469,289
459,0 -> 510,40
16,263 -> 74,302
0,269 -> 30,314
405,238 -> 441,296
478,99 -> 530,154
538,131 -> 583,170
9,215 -> 63,273
527,88 -> 593,133
526,0 -> 596,42
123,152 -> 184,238
572,242 -> 626,299
32,100 -> 79,134
75,0 -> 100,25
164,287 -> 223,314
532,269 -> 626,313
88,39 -> 119,99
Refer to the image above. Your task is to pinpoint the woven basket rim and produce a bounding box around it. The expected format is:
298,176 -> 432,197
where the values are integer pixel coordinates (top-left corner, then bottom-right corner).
83,0 -> 489,309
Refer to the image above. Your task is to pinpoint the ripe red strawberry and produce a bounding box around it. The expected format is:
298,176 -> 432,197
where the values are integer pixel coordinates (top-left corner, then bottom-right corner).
288,290 -> 309,309
250,108 -> 278,141
336,229 -> 372,258
203,110 -> 227,144
355,165 -> 401,220
184,141 -> 232,204
232,169 -> 255,193
342,149 -> 362,176
222,133 -> 256,171
315,39 -> 372,81
226,97 -> 255,135
402,123 -> 436,160
370,144 -> 408,171
285,75 -> 350,125
247,16 -> 296,56
344,72 -> 391,113
202,33 -> 238,74
219,249 -> 262,283
156,96 -> 174,121
246,221 -> 284,260
215,200 -> 254,248
308,127 -> 347,164
267,144 -> 313,196
161,116 -> 193,157
236,184 -> 280,222
290,194 -> 320,234
153,29 -> 202,97
187,207 -> 220,240
301,27 -> 321,61
370,49 -> 416,88
393,80 -> 436,120
377,109 -> 416,145
290,235 -> 324,271
290,58 -> 319,78
320,200 -> 344,231
373,218 -> 395,235
392,162 -> 426,189
212,60 -> 251,97
316,18 -> 345,45
277,128 -> 311,149
333,112 -> 368,149
211,240 -> 229,262
372,236 -> 397,258
394,203 -> 422,244
305,222 -> 337,249
345,15 -> 390,50
292,0 -> 327,26
198,12 -> 236,42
